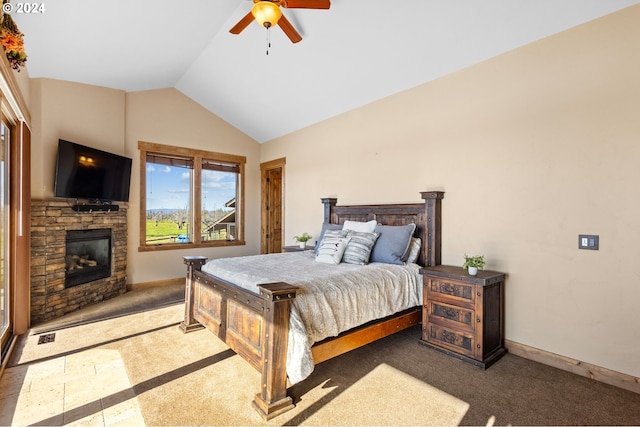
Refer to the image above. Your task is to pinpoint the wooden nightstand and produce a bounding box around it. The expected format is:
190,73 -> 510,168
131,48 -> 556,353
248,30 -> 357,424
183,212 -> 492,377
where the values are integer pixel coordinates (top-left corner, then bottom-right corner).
282,245 -> 313,252
420,265 -> 506,369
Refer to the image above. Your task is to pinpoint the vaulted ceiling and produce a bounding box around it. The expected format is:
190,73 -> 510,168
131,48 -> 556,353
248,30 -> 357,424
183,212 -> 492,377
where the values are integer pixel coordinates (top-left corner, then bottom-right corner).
14,0 -> 640,143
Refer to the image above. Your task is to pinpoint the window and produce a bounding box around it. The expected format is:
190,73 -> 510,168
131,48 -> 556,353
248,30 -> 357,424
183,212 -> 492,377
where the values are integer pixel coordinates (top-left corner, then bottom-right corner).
138,141 -> 245,251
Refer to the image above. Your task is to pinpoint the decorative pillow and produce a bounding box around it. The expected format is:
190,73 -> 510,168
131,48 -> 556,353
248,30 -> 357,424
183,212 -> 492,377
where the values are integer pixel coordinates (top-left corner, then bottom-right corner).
315,223 -> 344,255
342,230 -> 380,265
315,236 -> 351,265
403,237 -> 422,264
320,228 -> 347,242
370,223 -> 417,265
342,219 -> 377,233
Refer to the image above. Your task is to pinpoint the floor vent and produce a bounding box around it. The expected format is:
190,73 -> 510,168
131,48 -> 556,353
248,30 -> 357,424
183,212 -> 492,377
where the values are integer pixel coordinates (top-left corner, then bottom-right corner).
37,333 -> 56,345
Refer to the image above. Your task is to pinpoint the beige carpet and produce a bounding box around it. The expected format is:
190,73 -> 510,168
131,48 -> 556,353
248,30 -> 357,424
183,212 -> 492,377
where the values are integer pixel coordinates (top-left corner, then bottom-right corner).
3,288 -> 640,426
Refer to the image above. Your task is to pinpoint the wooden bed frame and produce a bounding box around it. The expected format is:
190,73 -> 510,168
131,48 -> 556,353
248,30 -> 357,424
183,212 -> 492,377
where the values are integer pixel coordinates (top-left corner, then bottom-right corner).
180,190 -> 444,419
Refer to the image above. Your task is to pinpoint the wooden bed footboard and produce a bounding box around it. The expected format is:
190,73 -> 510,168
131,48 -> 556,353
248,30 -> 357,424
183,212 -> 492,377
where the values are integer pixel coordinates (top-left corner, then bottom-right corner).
179,191 -> 444,420
180,256 -> 299,420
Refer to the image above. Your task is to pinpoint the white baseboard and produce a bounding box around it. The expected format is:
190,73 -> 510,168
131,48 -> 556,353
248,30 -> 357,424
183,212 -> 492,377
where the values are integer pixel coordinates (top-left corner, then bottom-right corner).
505,339 -> 640,394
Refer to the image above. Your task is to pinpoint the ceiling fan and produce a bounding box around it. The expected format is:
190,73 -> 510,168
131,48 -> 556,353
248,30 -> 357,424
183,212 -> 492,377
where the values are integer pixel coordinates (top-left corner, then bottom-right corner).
229,0 -> 331,44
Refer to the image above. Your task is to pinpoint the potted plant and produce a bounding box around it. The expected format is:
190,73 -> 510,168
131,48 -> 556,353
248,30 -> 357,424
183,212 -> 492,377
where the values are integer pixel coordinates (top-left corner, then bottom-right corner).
293,232 -> 312,249
462,254 -> 485,276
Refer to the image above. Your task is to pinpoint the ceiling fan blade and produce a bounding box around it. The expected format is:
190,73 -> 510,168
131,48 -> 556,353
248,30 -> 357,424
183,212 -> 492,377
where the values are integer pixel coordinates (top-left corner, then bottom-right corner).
281,0 -> 330,9
278,14 -> 302,43
229,11 -> 255,34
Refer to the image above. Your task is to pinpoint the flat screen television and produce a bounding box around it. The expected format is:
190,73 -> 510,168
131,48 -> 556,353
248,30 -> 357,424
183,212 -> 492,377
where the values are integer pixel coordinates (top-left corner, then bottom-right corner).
54,139 -> 132,202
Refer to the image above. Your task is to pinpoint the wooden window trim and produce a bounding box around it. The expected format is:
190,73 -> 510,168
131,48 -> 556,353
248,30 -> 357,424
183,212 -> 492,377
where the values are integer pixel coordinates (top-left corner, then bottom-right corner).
138,141 -> 246,252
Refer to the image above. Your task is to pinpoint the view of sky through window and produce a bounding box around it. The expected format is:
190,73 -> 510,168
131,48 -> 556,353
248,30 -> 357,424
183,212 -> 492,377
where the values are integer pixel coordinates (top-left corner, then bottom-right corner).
146,162 -> 236,212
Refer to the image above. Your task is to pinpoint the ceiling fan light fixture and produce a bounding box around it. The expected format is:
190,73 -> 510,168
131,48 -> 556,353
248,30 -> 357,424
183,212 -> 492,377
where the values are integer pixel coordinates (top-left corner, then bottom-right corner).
251,1 -> 282,28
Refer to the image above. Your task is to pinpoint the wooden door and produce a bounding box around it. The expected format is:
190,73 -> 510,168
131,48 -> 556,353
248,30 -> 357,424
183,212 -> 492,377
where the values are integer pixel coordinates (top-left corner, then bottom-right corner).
260,158 -> 285,254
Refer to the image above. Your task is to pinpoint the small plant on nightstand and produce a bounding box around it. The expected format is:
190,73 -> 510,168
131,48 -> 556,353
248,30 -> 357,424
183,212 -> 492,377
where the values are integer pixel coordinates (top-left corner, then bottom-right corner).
293,232 -> 312,249
462,254 -> 485,276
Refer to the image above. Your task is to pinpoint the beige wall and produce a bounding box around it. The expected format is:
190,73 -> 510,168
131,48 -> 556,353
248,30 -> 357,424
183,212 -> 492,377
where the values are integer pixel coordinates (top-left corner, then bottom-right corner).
29,81 -> 262,286
124,88 -> 261,284
13,65 -> 30,115
30,78 -> 126,199
261,6 -> 640,378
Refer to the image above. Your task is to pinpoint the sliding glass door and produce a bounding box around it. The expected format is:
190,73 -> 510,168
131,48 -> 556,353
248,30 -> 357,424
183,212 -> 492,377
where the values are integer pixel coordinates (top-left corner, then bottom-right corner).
0,121 -> 9,352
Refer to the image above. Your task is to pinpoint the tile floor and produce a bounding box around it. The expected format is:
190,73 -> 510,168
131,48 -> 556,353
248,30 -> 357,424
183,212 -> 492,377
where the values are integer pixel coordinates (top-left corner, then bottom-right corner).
0,287 -> 177,426
0,346 -> 145,426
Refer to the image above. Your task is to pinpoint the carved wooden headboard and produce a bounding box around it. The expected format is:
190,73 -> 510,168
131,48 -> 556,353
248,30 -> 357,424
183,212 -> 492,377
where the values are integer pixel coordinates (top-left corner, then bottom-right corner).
321,191 -> 444,267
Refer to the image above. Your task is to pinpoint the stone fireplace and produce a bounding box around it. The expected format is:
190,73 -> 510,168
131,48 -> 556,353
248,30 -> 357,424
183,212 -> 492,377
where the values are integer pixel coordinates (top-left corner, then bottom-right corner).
30,200 -> 128,324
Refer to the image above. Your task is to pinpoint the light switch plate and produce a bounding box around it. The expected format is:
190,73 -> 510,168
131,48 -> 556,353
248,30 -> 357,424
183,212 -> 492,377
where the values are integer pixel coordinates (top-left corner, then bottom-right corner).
578,234 -> 599,250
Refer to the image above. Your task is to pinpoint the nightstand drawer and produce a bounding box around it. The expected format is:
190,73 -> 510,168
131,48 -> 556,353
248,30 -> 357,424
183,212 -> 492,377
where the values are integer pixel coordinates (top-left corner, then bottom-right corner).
425,323 -> 476,358
427,300 -> 475,332
427,277 -> 475,306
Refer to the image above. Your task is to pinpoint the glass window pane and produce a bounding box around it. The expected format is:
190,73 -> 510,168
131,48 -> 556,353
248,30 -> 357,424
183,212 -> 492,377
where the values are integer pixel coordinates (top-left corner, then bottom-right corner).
145,154 -> 192,245
201,164 -> 237,242
139,142 -> 245,250
0,122 -> 9,341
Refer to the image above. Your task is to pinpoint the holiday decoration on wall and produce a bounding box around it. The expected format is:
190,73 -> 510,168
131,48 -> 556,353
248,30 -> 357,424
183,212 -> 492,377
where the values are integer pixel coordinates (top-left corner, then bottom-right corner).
0,0 -> 27,71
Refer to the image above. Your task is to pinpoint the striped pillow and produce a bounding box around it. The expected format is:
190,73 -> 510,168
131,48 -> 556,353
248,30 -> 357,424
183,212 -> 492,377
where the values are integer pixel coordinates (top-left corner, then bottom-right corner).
342,230 -> 380,265
403,237 -> 421,264
314,223 -> 344,255
315,236 -> 351,264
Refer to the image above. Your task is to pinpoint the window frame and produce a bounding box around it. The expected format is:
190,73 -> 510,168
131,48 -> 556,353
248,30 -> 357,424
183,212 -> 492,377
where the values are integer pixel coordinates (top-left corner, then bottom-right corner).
138,141 -> 246,252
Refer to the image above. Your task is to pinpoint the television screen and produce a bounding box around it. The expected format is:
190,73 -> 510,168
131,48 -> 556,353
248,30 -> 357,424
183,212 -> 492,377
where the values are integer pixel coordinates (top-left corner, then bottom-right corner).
54,139 -> 132,202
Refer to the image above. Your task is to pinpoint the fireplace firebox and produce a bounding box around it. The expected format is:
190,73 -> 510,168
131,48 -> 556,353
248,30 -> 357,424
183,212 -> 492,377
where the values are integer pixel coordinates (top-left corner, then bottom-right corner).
65,228 -> 112,288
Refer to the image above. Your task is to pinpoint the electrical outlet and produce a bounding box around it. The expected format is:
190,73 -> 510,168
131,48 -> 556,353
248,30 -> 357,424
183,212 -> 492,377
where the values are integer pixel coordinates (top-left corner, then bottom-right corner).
578,234 -> 599,250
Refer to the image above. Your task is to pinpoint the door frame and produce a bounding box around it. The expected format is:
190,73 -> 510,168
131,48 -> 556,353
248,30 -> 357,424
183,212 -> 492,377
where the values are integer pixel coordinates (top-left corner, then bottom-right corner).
260,158 -> 285,254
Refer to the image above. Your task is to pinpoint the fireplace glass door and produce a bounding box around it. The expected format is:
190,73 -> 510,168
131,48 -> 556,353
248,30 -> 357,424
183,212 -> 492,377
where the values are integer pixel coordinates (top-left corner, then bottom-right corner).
65,229 -> 112,288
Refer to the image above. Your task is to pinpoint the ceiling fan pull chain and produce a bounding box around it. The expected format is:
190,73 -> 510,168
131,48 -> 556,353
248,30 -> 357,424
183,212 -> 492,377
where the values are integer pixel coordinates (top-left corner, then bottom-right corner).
266,27 -> 271,55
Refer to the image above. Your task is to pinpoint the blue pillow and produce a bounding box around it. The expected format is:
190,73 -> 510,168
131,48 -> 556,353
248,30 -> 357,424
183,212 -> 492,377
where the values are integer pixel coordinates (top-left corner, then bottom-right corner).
370,223 -> 416,265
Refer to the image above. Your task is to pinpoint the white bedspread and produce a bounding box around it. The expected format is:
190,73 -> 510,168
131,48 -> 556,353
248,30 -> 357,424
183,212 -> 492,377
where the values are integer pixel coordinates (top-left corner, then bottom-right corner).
201,251 -> 422,384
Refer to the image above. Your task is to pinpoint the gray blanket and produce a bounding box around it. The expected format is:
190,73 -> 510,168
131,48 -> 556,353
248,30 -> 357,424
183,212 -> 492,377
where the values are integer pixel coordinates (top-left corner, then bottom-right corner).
202,251 -> 422,384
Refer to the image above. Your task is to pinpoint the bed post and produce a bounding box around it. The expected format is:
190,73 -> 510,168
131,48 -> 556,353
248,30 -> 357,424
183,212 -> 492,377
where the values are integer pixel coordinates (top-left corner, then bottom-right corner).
180,256 -> 207,332
252,282 -> 299,420
420,191 -> 444,267
322,197 -> 337,223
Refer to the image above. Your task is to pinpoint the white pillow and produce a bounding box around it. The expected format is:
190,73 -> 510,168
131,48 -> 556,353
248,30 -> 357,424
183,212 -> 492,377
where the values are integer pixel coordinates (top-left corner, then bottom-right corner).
342,220 -> 377,233
315,236 -> 351,264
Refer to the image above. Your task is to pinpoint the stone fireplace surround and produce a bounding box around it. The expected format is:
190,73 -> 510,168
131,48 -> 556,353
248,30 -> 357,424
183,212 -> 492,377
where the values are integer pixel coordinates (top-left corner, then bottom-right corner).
30,200 -> 128,325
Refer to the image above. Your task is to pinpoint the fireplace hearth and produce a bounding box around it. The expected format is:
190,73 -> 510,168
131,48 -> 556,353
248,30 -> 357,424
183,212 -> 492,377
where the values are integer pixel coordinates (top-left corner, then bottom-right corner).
65,228 -> 112,288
